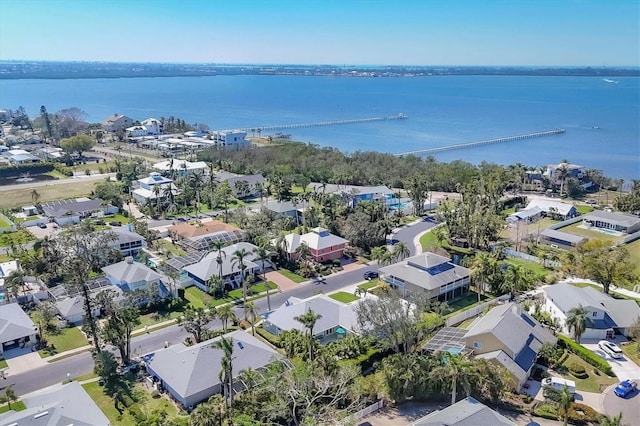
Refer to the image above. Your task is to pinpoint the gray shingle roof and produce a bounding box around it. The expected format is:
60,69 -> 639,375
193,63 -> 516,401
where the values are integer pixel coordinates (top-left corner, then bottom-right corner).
183,242 -> 259,280
379,252 -> 470,291
41,198 -> 105,218
539,228 -> 587,244
102,259 -> 164,284
525,199 -> 575,216
143,330 -> 281,402
0,303 -> 36,343
0,381 -> 110,426
409,396 -> 517,426
583,210 -> 640,228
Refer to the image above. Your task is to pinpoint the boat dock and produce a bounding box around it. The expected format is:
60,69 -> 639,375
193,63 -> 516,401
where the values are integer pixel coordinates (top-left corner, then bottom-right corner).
242,113 -> 407,133
395,128 -> 565,156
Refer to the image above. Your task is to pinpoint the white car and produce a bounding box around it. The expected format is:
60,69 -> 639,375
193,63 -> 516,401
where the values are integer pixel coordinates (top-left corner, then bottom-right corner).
599,340 -> 623,359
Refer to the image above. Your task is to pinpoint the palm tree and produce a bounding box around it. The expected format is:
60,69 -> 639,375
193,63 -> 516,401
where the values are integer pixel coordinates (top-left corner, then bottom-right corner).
429,353 -> 476,406
503,264 -> 534,298
30,189 -> 40,204
244,301 -> 258,336
294,309 -> 322,362
211,337 -> 234,408
294,241 -> 312,263
393,241 -> 411,262
189,170 -> 205,212
557,162 -> 570,197
216,304 -> 237,332
209,240 -> 227,293
469,251 -> 491,303
566,305 -> 592,344
370,246 -> 388,265
4,270 -> 26,302
559,384 -> 573,426
152,183 -> 161,215
190,394 -> 225,426
231,248 -> 250,318
432,225 -> 449,248
253,243 -> 273,311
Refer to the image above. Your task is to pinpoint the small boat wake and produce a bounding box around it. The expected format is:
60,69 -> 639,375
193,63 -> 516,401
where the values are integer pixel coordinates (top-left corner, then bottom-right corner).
603,79 -> 619,84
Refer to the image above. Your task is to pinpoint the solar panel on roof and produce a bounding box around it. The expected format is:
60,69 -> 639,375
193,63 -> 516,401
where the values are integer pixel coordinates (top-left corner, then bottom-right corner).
427,262 -> 454,275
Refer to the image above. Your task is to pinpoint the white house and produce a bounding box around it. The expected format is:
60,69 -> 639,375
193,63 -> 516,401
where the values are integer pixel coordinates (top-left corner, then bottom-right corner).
211,130 -> 248,146
542,283 -> 640,339
103,257 -> 177,299
126,125 -> 149,138
152,159 -> 208,176
0,303 -> 38,355
525,199 -> 577,220
102,114 -> 135,132
132,172 -> 177,204
41,197 -> 119,226
141,118 -> 164,135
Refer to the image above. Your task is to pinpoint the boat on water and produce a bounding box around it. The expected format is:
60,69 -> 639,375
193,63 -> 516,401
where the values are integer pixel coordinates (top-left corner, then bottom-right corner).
603,79 -> 619,83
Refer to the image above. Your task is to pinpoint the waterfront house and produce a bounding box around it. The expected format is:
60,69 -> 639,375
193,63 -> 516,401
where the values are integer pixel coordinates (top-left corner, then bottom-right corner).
408,396 -> 516,426
125,125 -> 149,138
41,197 -> 119,226
464,302 -> 556,389
0,381 -> 110,426
274,227 -> 348,263
181,242 -> 261,291
0,303 -> 37,355
152,159 -> 208,177
211,129 -> 249,147
142,330 -> 284,409
263,294 -> 362,343
379,252 -> 470,301
103,257 -> 176,299
524,199 -> 577,220
141,117 -> 164,135
132,172 -> 177,205
582,210 -> 640,234
102,113 -> 135,132
542,283 -> 640,339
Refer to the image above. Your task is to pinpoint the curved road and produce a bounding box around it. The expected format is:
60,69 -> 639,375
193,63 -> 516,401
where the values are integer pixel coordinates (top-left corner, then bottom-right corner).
6,218 -> 436,396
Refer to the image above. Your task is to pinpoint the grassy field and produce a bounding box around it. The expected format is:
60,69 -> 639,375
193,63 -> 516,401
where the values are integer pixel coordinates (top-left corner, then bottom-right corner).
504,257 -> 549,278
155,239 -> 187,257
419,230 -> 439,251
329,291 -> 359,304
39,326 -> 89,357
446,291 -> 490,313
0,229 -> 34,247
626,239 -> 640,274
557,222 -> 623,243
0,216 -> 11,228
527,217 -> 561,233
557,353 -> 618,393
0,179 -> 98,208
622,343 -> 640,366
575,205 -> 594,215
278,268 -> 306,283
184,286 -> 212,309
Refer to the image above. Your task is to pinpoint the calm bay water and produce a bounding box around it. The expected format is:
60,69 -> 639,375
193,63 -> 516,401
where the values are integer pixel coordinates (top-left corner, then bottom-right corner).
1,75 -> 638,180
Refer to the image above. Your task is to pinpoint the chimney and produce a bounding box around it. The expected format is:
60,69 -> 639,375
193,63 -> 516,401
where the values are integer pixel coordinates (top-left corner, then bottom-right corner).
126,256 -> 134,264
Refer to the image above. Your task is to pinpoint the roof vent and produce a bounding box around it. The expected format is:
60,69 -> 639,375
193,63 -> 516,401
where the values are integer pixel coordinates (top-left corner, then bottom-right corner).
237,342 -> 244,349
125,256 -> 134,264
34,411 -> 49,419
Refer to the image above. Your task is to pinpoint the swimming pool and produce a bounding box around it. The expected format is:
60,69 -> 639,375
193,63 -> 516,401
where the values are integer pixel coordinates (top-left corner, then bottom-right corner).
389,202 -> 412,211
442,344 -> 464,355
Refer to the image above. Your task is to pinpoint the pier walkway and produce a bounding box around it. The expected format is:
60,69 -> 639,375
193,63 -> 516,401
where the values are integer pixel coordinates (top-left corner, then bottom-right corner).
395,128 -> 565,156
241,113 -> 407,133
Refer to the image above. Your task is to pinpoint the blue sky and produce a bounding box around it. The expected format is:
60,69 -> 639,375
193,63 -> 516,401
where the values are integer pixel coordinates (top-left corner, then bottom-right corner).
1,0 -> 638,66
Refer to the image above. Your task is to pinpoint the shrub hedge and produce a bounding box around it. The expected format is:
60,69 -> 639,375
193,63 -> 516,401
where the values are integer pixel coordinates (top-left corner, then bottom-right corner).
568,362 -> 588,379
557,335 -> 614,376
0,162 -> 54,178
255,327 -> 281,348
533,403 -> 558,420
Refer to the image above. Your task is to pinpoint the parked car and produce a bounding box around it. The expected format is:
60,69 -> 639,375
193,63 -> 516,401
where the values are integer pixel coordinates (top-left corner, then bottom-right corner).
37,222 -> 47,229
95,219 -> 105,225
599,340 -> 624,359
614,380 -> 637,398
363,271 -> 379,280
109,221 -> 122,227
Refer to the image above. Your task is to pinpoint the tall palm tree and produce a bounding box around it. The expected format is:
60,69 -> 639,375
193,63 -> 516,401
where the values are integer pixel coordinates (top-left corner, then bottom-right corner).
429,353 -> 476,406
559,384 -> 573,426
211,337 -> 234,408
244,301 -> 259,336
370,246 -> 388,265
209,240 -> 227,292
566,305 -> 592,344
253,243 -> 273,311
469,251 -> 491,303
503,264 -> 534,298
4,270 -> 26,302
393,241 -> 411,262
189,170 -> 205,212
294,309 -> 322,362
30,189 -> 40,204
231,248 -> 250,318
216,304 -> 237,332
152,183 -> 161,215
294,241 -> 311,263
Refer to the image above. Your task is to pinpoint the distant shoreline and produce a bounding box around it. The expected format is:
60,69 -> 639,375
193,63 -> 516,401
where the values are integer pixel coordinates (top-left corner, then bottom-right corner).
1,62 -> 638,80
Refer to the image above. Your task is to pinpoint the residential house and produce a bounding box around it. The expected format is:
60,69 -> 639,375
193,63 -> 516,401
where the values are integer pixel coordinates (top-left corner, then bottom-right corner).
545,162 -> 586,181
379,252 -> 471,301
152,159 -> 208,177
582,210 -> 640,234
0,303 -> 37,355
102,113 -> 135,132
263,294 -> 362,343
41,197 -> 118,226
524,199 -> 577,220
537,228 -> 587,249
211,129 -> 248,146
464,302 -> 556,389
275,227 -> 348,263
542,283 -> 640,339
181,242 -> 261,291
132,172 -> 177,205
0,381 -> 111,426
142,118 -> 164,135
35,146 -> 66,161
169,220 -> 244,253
126,125 -> 149,138
49,278 -> 116,324
408,396 -> 517,426
215,171 -> 265,198
309,183 -> 394,207
506,206 -> 543,225
0,260 -> 19,303
142,330 -> 284,409
103,257 -> 177,299
110,228 -> 146,258
4,148 -> 40,164
261,199 -> 302,222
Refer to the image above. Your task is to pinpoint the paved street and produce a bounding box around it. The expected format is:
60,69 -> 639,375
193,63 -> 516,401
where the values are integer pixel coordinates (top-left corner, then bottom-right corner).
389,216 -> 437,255
602,383 -> 640,421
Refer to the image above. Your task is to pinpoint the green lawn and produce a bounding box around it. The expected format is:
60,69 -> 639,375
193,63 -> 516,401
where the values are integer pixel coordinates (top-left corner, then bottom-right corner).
184,286 -> 213,309
155,239 -> 187,257
0,358 -> 7,369
0,216 -> 12,228
504,257 -> 549,278
83,381 -> 186,426
557,222 -> 623,243
527,217 -> 561,233
250,281 -> 278,293
419,231 -> 439,250
0,401 -> 26,414
278,268 -> 306,283
446,291 -> 489,313
626,239 -> 640,274
358,279 -> 380,290
0,229 -> 34,247
575,205 -> 594,215
39,326 -> 89,356
105,213 -> 130,225
457,318 -> 477,329
329,291 -> 359,304
44,170 -> 70,179
622,343 -> 640,366
557,353 -> 618,393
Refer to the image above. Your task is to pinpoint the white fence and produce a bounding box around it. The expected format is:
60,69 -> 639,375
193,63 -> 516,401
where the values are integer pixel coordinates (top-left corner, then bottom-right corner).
341,400 -> 384,425
445,294 -> 512,327
503,248 -> 560,268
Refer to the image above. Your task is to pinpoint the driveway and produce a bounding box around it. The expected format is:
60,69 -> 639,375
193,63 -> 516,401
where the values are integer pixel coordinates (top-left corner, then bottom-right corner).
5,351 -> 48,376
581,340 -> 640,380
602,383 -> 640,421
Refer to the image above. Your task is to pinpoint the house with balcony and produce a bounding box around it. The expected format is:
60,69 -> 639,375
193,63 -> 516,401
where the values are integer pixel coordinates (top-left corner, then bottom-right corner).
263,294 -> 362,342
132,172 -> 177,205
211,129 -> 249,147
379,252 -> 470,301
274,227 -> 348,263
582,210 -> 640,234
102,113 -> 135,132
141,118 -> 164,135
103,257 -> 176,299
464,302 -> 556,389
110,228 -> 146,258
309,183 -> 394,208
542,283 -> 640,339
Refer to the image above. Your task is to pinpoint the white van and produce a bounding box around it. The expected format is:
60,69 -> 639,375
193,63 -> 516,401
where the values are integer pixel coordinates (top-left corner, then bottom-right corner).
542,377 -> 576,394
599,340 -> 624,359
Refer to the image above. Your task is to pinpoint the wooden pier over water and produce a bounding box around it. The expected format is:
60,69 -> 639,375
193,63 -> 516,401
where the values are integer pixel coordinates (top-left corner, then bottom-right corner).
395,128 -> 566,156
242,113 -> 407,133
